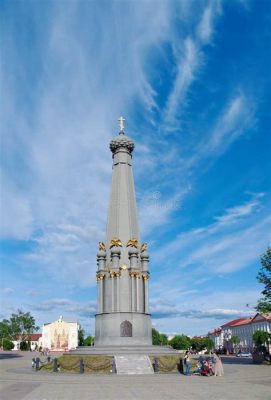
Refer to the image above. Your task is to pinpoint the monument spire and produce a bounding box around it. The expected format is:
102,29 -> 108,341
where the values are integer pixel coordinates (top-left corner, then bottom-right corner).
106,118 -> 140,266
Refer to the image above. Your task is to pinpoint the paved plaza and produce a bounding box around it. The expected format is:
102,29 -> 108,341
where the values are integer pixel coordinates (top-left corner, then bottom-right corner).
0,352 -> 270,400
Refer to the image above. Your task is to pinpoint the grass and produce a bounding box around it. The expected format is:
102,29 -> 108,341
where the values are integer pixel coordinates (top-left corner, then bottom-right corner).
40,355 -> 113,373
149,355 -> 197,373
39,354 -> 198,374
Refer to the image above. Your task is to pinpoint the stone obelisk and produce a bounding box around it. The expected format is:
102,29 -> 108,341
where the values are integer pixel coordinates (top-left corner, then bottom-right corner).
95,117 -> 152,346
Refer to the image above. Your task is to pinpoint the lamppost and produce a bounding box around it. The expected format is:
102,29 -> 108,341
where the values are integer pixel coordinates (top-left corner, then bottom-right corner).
224,331 -> 231,355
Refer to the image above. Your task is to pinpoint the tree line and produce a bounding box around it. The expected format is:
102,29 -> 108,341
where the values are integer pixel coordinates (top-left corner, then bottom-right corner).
152,328 -> 214,351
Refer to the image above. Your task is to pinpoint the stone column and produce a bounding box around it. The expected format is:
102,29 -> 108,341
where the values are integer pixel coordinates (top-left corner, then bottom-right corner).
129,247 -> 139,312
141,250 -> 150,314
131,273 -> 135,312
96,249 -> 106,313
136,274 -> 139,312
110,247 -> 121,312
110,272 -> 115,312
128,247 -> 139,269
143,274 -> 149,313
116,272 -> 120,311
96,273 -> 105,313
111,246 -> 121,269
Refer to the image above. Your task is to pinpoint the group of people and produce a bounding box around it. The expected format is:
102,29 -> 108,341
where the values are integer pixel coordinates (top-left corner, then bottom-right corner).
184,351 -> 224,377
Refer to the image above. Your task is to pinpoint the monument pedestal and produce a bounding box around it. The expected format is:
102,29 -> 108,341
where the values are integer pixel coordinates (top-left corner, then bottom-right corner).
95,312 -> 152,346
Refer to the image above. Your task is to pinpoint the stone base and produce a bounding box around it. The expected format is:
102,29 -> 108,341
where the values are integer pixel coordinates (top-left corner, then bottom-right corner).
70,345 -> 177,355
95,312 -> 152,346
115,355 -> 154,374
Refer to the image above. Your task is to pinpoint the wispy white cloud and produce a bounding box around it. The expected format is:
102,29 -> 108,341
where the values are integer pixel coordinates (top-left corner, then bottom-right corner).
30,298 -> 96,318
162,1 -> 221,130
0,171 -> 33,240
153,193 -> 270,274
150,287 -> 259,334
205,93 -> 255,154
197,1 -> 222,44
1,288 -> 14,294
163,37 -> 199,128
215,193 -> 264,224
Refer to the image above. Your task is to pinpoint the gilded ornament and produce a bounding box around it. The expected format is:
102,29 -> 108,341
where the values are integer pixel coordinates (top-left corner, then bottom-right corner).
129,271 -> 140,278
120,264 -> 127,270
140,243 -> 148,252
109,238 -> 122,248
109,271 -> 120,278
98,242 -> 106,251
96,273 -> 105,281
127,238 -> 139,248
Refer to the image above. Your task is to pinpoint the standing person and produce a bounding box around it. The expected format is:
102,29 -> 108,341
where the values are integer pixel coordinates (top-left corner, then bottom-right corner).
184,350 -> 191,375
213,352 -> 224,376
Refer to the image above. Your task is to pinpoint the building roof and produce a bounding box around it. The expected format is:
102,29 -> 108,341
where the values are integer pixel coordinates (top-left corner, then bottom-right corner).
15,333 -> 42,341
209,328 -> 222,335
251,312 -> 271,323
221,317 -> 252,328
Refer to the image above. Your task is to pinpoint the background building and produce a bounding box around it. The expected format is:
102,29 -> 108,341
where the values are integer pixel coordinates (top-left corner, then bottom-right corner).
12,333 -> 42,351
42,316 -> 79,351
208,313 -> 271,353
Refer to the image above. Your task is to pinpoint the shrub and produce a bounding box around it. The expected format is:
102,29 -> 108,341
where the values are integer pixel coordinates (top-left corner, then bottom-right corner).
20,341 -> 30,351
2,339 -> 14,350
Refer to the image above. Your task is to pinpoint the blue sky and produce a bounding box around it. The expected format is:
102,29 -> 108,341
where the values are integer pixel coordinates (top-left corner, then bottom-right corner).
1,0 -> 270,337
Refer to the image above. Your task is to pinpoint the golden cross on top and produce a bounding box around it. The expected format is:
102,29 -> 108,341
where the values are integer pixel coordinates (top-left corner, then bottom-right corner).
118,116 -> 125,133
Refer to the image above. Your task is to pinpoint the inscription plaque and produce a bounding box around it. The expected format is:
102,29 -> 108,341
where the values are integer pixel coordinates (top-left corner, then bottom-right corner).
120,320 -> 132,337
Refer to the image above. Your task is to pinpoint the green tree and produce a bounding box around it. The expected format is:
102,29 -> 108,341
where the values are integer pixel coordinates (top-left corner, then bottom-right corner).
159,333 -> 168,346
190,337 -> 211,352
152,328 -> 168,345
253,330 -> 271,347
202,337 -> 214,352
20,340 -> 30,351
256,247 -> 271,313
84,335 -> 94,346
78,326 -> 85,346
152,328 -> 160,345
8,310 -> 39,343
0,320 -> 11,340
229,336 -> 240,353
169,335 -> 191,350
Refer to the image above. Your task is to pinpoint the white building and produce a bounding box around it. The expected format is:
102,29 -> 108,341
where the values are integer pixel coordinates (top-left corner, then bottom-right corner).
42,316 -> 79,351
208,313 -> 271,353
221,317 -> 252,353
208,328 -> 223,350
12,333 -> 42,351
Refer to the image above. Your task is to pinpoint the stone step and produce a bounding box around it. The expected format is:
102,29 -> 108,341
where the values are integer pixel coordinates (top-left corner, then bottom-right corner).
115,355 -> 154,375
70,345 -> 178,356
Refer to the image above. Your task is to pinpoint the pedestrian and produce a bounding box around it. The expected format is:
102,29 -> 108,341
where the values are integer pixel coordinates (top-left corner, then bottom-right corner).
31,358 -> 35,370
184,350 -> 191,375
213,352 -> 224,376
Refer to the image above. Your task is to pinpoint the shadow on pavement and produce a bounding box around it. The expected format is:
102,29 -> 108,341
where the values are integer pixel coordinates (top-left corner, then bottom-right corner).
0,352 -> 23,360
220,356 -> 253,365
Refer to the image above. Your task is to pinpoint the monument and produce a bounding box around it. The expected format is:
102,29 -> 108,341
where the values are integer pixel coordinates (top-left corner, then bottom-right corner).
71,118 -> 176,371
95,117 -> 152,346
